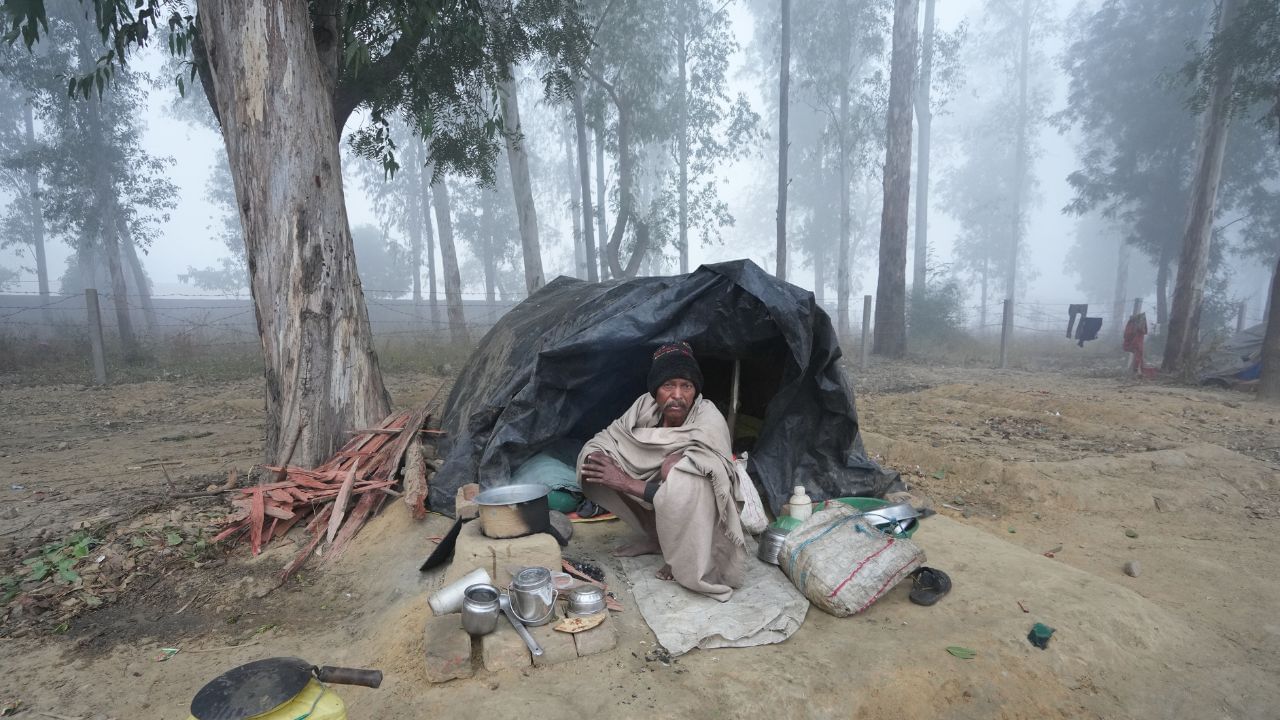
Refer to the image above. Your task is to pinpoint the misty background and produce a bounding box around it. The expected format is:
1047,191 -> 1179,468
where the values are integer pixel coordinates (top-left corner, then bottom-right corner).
1,0 -> 1275,346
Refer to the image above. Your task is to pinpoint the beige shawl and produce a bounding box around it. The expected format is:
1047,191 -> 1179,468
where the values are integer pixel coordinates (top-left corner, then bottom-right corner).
577,394 -> 745,549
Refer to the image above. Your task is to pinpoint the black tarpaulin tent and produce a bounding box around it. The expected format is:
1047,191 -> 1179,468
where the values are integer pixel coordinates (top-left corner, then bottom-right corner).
429,259 -> 898,515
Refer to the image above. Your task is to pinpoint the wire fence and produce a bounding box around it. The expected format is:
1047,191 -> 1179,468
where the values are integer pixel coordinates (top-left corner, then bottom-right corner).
0,289 -> 520,353
1,288 -> 1265,382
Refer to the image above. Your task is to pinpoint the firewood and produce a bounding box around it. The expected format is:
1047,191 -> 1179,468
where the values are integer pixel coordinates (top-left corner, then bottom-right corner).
327,491 -> 377,562
402,441 -> 429,520
327,459 -> 359,545
249,489 -> 265,556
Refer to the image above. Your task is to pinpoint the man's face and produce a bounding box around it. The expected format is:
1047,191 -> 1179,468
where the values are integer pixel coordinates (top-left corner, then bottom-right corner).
655,378 -> 696,426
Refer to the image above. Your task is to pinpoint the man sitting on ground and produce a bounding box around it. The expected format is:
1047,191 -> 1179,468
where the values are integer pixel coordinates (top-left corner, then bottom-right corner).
576,342 -> 746,602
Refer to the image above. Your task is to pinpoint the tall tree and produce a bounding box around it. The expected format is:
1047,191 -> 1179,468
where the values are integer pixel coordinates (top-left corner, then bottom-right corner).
431,175 -> 471,344
872,0 -> 918,357
669,0 -> 758,274
0,95 -> 51,316
571,82 -> 599,281
1163,0 -> 1243,373
789,0 -> 889,331
1181,0 -> 1280,396
1058,0 -> 1208,326
12,0 -> 589,465
500,68 -> 545,293
912,0 -> 936,304
776,0 -> 791,281
581,0 -> 677,279
943,0 -> 1049,322
31,10 -> 176,357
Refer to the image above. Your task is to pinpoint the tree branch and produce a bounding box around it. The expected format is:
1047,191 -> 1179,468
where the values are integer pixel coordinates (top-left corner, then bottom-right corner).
192,23 -> 221,128
333,19 -> 429,130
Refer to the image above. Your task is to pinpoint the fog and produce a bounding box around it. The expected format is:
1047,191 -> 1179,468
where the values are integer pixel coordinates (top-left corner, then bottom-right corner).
1,0 -> 1275,343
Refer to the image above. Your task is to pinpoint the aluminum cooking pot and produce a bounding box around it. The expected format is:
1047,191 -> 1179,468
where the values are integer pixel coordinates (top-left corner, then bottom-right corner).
474,484 -> 552,539
565,585 -> 607,616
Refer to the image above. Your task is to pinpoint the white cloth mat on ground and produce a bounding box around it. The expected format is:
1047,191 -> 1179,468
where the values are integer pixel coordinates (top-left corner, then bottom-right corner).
619,538 -> 808,655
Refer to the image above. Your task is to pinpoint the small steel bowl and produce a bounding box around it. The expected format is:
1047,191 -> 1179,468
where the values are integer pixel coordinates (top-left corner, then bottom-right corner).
757,526 -> 790,565
565,585 -> 607,616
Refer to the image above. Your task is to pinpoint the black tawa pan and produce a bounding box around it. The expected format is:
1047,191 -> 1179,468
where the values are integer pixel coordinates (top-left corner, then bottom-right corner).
189,656 -> 382,720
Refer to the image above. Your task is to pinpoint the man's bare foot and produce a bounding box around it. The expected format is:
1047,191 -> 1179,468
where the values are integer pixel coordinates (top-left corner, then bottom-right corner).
655,564 -> 674,581
612,537 -> 661,557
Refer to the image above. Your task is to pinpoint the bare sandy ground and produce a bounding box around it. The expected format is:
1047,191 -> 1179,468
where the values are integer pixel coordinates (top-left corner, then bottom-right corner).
2,361 -> 1278,719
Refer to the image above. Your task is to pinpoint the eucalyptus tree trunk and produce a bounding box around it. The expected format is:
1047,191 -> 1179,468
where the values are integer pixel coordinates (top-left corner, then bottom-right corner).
836,0 -> 851,334
586,71 -> 647,278
573,83 -> 599,282
418,160 -> 440,327
116,215 -> 158,334
1112,240 -> 1129,337
429,176 -> 470,344
565,124 -> 585,278
677,27 -> 691,275
83,101 -> 140,361
1259,254 -> 1280,401
913,0 -> 936,303
198,0 -> 390,467
979,258 -> 989,331
873,0 -> 919,358
776,0 -> 791,282
500,71 -> 544,294
22,104 -> 50,320
1005,0 -> 1031,302
1163,0 -> 1240,373
406,146 -> 424,309
97,214 -> 138,358
480,186 -> 499,303
595,120 -> 610,280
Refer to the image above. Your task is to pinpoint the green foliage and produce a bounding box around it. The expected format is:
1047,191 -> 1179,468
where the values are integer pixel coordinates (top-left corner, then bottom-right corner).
907,261 -> 969,346
1058,0 -> 1280,291
346,0 -> 593,184
1184,0 -> 1280,138
20,531 -> 97,586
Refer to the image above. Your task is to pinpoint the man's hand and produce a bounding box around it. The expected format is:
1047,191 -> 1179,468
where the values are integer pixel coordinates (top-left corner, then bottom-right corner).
660,452 -> 684,481
582,452 -> 645,498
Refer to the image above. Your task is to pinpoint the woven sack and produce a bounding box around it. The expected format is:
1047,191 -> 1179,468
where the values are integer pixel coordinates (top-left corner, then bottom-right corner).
778,503 -> 925,617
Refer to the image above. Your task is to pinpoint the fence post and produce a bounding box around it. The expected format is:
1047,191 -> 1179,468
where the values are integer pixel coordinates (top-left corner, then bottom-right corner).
1237,300 -> 1247,332
84,288 -> 107,386
860,295 -> 873,369
999,298 -> 1012,369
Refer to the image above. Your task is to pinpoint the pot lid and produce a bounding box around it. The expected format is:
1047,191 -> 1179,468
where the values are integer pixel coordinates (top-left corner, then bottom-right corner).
513,566 -> 552,590
474,484 -> 551,506
569,585 -> 605,602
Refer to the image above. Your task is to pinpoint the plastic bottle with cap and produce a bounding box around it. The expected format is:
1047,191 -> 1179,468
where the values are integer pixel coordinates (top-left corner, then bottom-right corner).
787,486 -> 812,521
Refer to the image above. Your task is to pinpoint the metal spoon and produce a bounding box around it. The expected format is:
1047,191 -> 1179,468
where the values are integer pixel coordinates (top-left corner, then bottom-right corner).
499,593 -> 544,657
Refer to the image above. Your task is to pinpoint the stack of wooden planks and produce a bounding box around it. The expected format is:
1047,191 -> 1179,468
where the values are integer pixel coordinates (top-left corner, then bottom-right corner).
212,402 -> 437,580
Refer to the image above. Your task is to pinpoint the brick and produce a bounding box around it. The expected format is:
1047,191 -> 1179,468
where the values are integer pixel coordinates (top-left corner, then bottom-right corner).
423,612 -> 474,683
443,521 -> 562,588
481,619 -> 531,672
573,614 -> 618,657
455,483 -> 480,521
528,612 -> 577,667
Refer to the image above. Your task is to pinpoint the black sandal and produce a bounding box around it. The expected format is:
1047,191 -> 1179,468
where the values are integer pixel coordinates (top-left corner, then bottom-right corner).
909,566 -> 952,606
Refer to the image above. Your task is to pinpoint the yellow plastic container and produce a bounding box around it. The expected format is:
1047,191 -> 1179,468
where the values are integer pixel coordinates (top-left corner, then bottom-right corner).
186,678 -> 346,720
